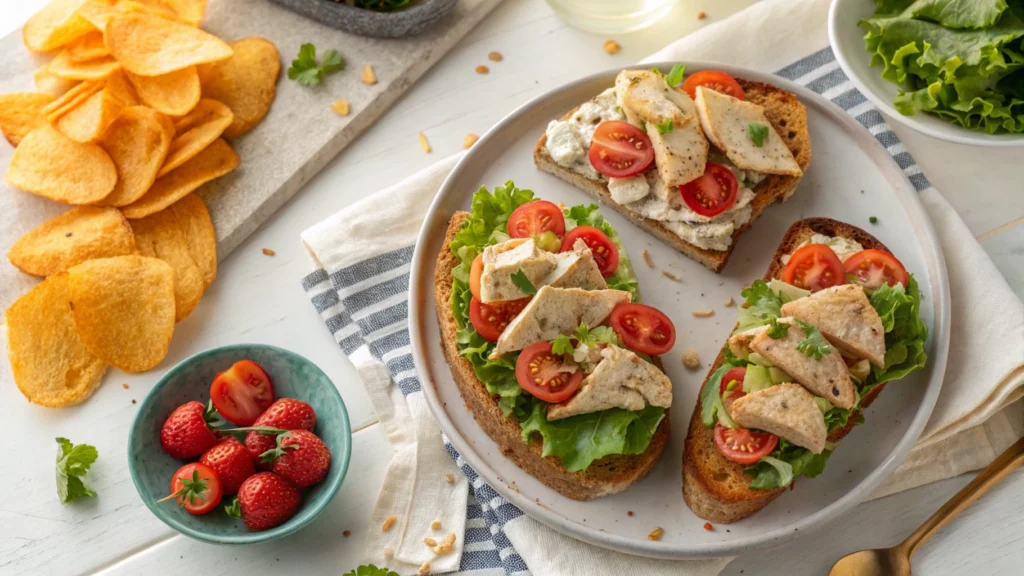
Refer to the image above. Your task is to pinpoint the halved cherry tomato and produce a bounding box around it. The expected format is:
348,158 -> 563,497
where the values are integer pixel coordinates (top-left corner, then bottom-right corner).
210,360 -> 275,426
588,120 -> 655,178
782,243 -> 847,292
608,303 -> 676,356
682,70 -> 746,101
163,462 -> 223,515
680,162 -> 738,217
844,249 -> 909,289
469,297 -> 530,342
560,225 -> 620,277
713,424 -> 778,466
508,200 -> 566,240
469,253 -> 484,301
515,341 -> 584,403
719,367 -> 748,414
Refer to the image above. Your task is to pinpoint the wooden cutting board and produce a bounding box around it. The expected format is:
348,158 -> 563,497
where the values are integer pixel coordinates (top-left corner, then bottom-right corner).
0,0 -> 502,314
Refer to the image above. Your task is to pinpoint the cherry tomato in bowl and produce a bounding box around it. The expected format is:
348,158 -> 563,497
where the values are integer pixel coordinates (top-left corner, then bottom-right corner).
713,424 -> 778,466
160,462 -> 223,515
609,303 -> 676,356
560,225 -> 620,277
508,200 -> 565,240
588,120 -> 655,178
682,70 -> 746,101
782,243 -> 847,292
515,341 -> 583,403
844,249 -> 909,289
469,297 -> 530,342
210,360 -> 275,426
680,162 -> 738,217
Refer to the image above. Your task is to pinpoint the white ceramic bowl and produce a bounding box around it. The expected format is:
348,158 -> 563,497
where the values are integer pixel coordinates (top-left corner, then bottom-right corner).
829,0 -> 1024,147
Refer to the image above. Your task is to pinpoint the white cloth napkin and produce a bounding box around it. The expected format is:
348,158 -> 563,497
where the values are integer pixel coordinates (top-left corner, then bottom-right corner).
301,0 -> 1024,573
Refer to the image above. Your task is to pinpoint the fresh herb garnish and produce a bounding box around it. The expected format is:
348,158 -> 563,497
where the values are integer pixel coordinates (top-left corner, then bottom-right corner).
551,334 -> 574,356
650,66 -> 663,76
748,122 -> 769,147
343,565 -> 400,576
351,0 -> 413,12
655,117 -> 674,134
794,319 -> 832,359
56,437 -> 98,504
225,497 -> 241,518
510,268 -> 537,295
766,317 -> 790,339
665,63 -> 686,87
287,43 -> 345,87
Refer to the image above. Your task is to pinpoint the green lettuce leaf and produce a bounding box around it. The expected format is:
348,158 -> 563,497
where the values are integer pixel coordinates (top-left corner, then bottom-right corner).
744,440 -> 833,490
734,280 -> 784,333
869,275 -> 929,383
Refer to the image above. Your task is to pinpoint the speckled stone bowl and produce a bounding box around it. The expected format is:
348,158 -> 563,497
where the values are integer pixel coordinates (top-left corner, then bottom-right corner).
128,344 -> 351,544
269,0 -> 458,38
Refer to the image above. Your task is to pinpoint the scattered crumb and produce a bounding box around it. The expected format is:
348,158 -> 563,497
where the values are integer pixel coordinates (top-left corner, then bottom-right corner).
661,270 -> 681,282
642,249 -> 654,269
424,537 -> 438,547
648,527 -> 664,541
131,399 -> 136,404
361,65 -> 377,85
627,510 -> 634,517
332,98 -> 350,116
343,530 -> 351,537
703,522 -> 714,531
446,472 -> 455,484
682,349 -> 700,369
431,520 -> 442,530
724,296 -> 735,307
463,133 -> 479,149
697,11 -> 707,20
418,132 -> 432,153
475,65 -> 489,74
604,40 -> 620,55
692,309 -> 715,318
383,547 -> 394,558
488,51 -> 503,62
418,562 -> 430,575
382,514 -> 397,532
122,383 -> 129,389
262,248 -> 275,256
446,533 -> 457,544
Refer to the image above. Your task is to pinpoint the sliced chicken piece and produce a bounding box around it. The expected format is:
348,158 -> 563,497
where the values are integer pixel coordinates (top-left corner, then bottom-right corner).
479,238 -> 557,303
781,284 -> 886,367
694,86 -> 802,177
727,324 -> 769,359
490,286 -> 631,358
749,319 -> 856,409
730,383 -> 827,454
543,239 -> 608,291
547,345 -> 672,420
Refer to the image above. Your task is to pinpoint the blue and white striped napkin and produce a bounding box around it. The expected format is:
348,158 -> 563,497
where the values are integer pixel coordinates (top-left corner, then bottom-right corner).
301,0 -> 1024,573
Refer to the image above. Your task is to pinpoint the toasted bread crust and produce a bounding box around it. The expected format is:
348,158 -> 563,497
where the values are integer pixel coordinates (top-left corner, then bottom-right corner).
682,218 -> 893,523
434,212 -> 671,501
534,78 -> 812,273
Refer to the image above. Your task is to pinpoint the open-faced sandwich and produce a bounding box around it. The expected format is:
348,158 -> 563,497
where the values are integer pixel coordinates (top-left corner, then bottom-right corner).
534,65 -> 812,272
683,218 -> 929,522
434,182 -> 678,500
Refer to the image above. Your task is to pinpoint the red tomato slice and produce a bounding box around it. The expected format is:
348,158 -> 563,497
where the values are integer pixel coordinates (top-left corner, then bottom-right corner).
588,120 -> 655,178
720,367 -> 748,415
844,249 -> 909,289
469,253 -> 484,301
713,424 -> 778,466
560,225 -> 620,277
165,462 -> 223,515
608,303 -> 676,356
507,200 -> 566,239
515,341 -> 584,403
469,297 -> 530,342
682,70 -> 746,101
782,243 -> 847,292
680,162 -> 738,217
210,360 -> 275,426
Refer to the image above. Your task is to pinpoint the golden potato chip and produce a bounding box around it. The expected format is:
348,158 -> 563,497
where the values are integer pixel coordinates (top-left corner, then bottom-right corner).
158,98 -> 231,176
34,66 -> 79,97
54,87 -> 124,143
127,67 -> 200,116
0,93 -> 55,146
78,0 -> 178,31
103,70 -> 140,105
121,138 -> 237,218
197,37 -> 279,138
6,125 -> 116,204
105,14 -> 232,77
165,0 -> 205,26
7,206 -> 136,276
131,208 -> 204,321
169,193 -> 215,288
47,50 -> 122,81
6,273 -> 107,407
22,0 -> 95,53
67,255 -> 175,373
67,30 -> 109,62
43,79 -> 102,122
98,106 -> 174,206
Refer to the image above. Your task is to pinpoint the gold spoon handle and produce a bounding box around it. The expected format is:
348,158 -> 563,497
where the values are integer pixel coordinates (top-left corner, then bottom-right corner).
899,436 -> 1024,557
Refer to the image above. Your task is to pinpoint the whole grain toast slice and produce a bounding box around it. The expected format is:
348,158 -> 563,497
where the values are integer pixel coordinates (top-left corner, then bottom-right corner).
534,78 -> 812,273
434,211 -> 671,501
682,218 -> 893,523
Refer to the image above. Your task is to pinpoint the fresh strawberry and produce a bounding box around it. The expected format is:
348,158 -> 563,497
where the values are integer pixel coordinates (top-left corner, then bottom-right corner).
160,401 -> 219,459
235,472 -> 301,531
199,437 -> 255,495
261,429 -> 331,489
245,399 -> 316,465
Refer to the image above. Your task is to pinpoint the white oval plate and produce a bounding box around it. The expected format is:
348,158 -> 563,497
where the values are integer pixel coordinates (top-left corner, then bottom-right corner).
408,63 -> 950,558
829,0 -> 1024,147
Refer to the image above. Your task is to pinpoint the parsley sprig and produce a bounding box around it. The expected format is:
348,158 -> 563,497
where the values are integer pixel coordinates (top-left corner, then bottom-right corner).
794,319 -> 832,359
766,317 -> 790,339
748,122 -> 769,147
287,43 -> 345,87
56,437 -> 98,504
510,268 -> 537,295
655,118 -> 674,134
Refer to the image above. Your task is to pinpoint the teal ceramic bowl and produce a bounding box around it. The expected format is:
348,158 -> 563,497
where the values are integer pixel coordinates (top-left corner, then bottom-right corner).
128,344 -> 351,544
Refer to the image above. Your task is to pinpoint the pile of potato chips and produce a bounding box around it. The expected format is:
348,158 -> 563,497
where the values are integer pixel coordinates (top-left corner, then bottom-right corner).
2,0 -> 281,407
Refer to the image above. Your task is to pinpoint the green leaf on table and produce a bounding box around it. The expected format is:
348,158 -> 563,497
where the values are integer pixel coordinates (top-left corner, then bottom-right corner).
56,437 -> 98,504
287,43 -> 345,87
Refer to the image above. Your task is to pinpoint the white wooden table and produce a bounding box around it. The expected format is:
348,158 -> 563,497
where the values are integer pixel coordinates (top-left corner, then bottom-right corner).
2,1 -> 1023,575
